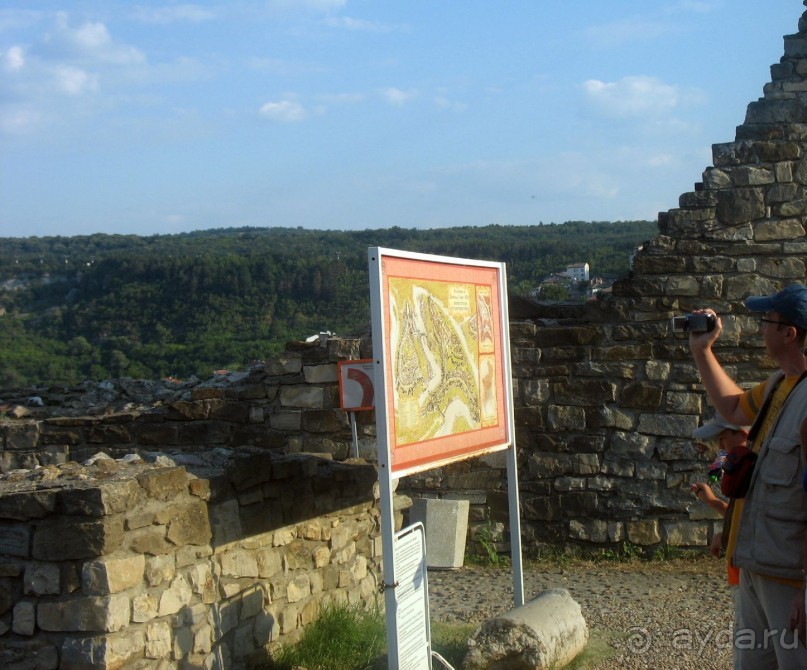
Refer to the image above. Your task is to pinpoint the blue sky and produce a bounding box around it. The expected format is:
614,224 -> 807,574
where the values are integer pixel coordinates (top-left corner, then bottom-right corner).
0,1 -> 800,238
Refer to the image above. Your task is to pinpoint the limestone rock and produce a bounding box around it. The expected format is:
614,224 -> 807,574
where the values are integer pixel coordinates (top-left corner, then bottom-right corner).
464,589 -> 588,670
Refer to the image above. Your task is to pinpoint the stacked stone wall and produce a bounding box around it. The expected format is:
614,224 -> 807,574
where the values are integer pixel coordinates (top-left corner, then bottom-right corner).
0,450 -> 384,670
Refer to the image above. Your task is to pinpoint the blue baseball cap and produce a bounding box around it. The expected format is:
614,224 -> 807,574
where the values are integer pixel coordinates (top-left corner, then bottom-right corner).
745,284 -> 807,330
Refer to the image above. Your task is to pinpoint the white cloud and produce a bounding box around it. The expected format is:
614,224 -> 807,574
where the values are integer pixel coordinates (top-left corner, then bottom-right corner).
434,96 -> 467,113
130,4 -> 216,24
54,65 -> 98,95
259,99 -> 308,122
267,0 -> 346,11
3,45 -> 24,71
581,76 -> 680,118
0,107 -> 41,134
46,13 -> 145,65
381,87 -> 417,106
324,16 -> 400,32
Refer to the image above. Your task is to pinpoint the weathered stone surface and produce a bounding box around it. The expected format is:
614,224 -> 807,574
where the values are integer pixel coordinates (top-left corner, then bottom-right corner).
0,491 -> 56,520
24,563 -> 60,596
136,467 -> 188,501
264,354 -> 303,375
37,594 -> 129,632
82,554 -> 145,594
155,499 -> 211,546
158,574 -> 192,616
5,424 -> 39,451
60,631 -> 145,670
279,386 -> 324,408
59,480 -> 143,517
33,517 -> 124,560
0,639 -> 58,670
464,589 -> 588,670
552,380 -> 616,406
637,414 -> 699,438
301,409 -> 346,433
627,520 -> 661,545
13,600 -> 36,635
664,521 -> 708,547
302,364 -> 338,384
621,383 -> 663,410
758,256 -> 806,279
716,188 -> 765,224
528,453 -> 572,478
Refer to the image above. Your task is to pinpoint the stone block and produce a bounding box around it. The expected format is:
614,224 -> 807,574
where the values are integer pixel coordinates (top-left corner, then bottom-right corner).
136,467 -> 188,501
265,354 -> 303,375
155,499 -> 212,546
637,413 -> 699,438
60,631 -> 145,670
82,554 -> 145,594
13,600 -> 36,635
209,499 -> 243,545
0,639 -> 59,670
219,549 -> 259,578
303,364 -> 338,383
664,521 -> 708,547
464,589 -> 588,670
24,563 -> 60,595
158,574 -> 192,616
627,520 -> 661,545
5,423 -> 39,450
33,517 -> 124,560
59,480 -> 143,517
37,594 -> 130,632
410,498 -> 469,569
279,386 -> 324,409
0,491 -> 57,521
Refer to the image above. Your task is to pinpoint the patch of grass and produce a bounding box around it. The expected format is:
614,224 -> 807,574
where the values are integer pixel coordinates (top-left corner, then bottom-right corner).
267,604 -> 386,670
265,603 -> 476,670
565,630 -> 620,669
431,620 -> 476,667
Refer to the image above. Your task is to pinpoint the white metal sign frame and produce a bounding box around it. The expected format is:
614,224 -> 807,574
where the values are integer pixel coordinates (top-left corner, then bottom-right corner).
368,247 -> 523,670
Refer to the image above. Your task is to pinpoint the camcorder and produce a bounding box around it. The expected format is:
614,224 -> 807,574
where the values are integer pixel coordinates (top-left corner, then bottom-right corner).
671,313 -> 716,333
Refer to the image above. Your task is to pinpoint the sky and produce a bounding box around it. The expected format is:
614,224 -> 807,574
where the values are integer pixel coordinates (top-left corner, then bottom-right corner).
0,1 -> 801,238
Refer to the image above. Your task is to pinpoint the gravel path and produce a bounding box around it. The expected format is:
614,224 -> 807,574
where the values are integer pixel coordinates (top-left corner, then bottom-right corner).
427,557 -> 733,669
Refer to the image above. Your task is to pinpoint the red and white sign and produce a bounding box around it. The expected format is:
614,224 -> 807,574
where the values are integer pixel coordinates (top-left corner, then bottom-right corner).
338,359 -> 375,411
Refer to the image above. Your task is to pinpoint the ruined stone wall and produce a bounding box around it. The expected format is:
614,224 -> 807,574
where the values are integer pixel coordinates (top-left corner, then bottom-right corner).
0,451 -> 383,670
0,340 -> 397,670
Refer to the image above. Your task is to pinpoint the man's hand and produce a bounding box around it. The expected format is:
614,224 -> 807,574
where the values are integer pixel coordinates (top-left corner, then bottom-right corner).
688,308 -> 722,353
690,482 -> 719,505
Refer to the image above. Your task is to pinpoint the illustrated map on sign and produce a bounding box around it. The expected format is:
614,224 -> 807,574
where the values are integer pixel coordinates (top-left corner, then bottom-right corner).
389,277 -> 498,447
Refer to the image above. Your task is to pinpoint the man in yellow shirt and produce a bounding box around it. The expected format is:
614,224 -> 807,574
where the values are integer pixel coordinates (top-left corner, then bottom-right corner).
689,283 -> 807,669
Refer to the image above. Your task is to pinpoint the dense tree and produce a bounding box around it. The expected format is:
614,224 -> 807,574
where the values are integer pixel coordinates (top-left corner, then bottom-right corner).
0,221 -> 656,386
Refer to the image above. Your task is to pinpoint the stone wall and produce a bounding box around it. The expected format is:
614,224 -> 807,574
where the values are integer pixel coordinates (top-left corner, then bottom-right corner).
0,340 -> 398,670
0,450 -> 384,670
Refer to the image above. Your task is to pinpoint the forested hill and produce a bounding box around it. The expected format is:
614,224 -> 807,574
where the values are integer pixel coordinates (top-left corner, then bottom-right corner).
0,221 -> 656,387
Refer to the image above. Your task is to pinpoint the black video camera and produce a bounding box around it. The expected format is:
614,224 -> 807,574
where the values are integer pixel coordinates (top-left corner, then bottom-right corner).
671,313 -> 716,333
